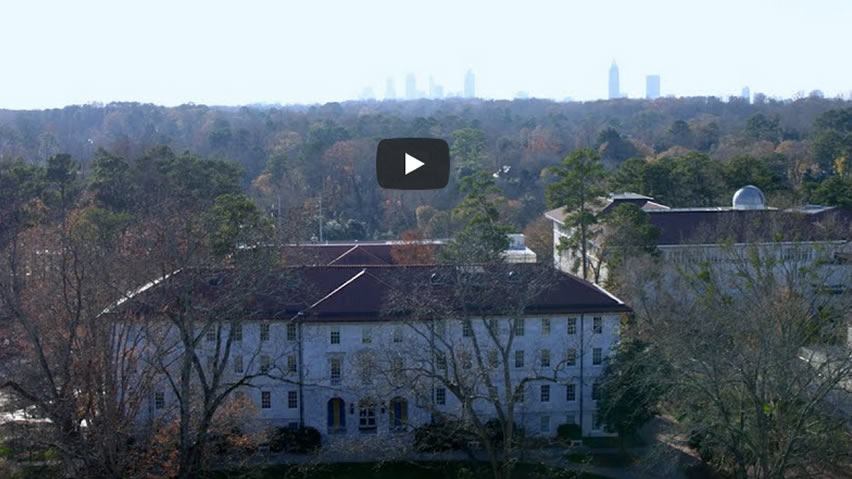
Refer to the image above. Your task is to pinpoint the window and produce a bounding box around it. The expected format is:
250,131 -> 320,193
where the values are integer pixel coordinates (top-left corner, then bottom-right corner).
461,351 -> 472,369
288,391 -> 298,409
392,325 -> 403,343
206,355 -> 215,373
435,352 -> 447,370
233,355 -> 244,374
566,383 -> 576,402
513,318 -> 525,336
487,349 -> 499,368
486,319 -> 497,333
593,413 -> 603,430
514,386 -> 525,403
358,399 -> 377,432
261,391 -> 271,409
154,391 -> 165,410
260,355 -> 271,374
435,387 -> 446,405
233,323 -> 242,342
330,326 -> 340,345
592,348 -> 603,365
260,323 -> 270,342
540,384 -> 550,402
540,415 -> 550,433
287,322 -> 297,341
566,348 -> 577,366
330,358 -> 342,384
361,326 -> 372,344
541,318 -> 551,335
592,381 -> 601,400
514,350 -> 524,368
391,356 -> 404,376
287,354 -> 297,374
540,349 -> 551,368
566,413 -> 576,425
593,317 -> 602,334
462,320 -> 473,337
567,317 -> 577,335
206,328 -> 216,342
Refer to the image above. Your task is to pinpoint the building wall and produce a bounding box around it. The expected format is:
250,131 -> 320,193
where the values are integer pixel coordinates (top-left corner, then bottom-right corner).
139,312 -> 622,442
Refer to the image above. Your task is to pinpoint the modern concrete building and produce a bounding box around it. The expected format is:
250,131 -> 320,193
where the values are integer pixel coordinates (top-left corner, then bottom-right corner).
608,61 -> 620,100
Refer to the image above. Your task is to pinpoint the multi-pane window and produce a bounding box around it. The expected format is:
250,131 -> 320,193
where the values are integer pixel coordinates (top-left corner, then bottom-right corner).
287,322 -> 297,341
435,352 -> 447,370
540,384 -> 550,402
513,318 -> 525,336
392,325 -> 403,343
287,355 -> 297,374
435,387 -> 446,405
330,326 -> 340,345
566,348 -> 577,366
514,386 -> 525,403
260,355 -> 271,374
330,358 -> 342,384
567,317 -> 577,335
515,350 -> 524,368
461,351 -> 472,369
592,348 -> 603,365
154,391 -> 165,410
233,323 -> 242,342
540,415 -> 551,433
566,413 -> 576,425
287,391 -> 298,409
592,381 -> 602,400
541,318 -> 551,336
566,383 -> 576,401
206,356 -> 215,373
462,320 -> 473,337
593,317 -> 602,334
362,326 -> 372,344
487,349 -> 499,368
206,328 -> 216,342
358,400 -> 377,431
391,356 -> 404,376
260,323 -> 270,342
261,391 -> 271,409
233,355 -> 244,374
540,349 -> 551,368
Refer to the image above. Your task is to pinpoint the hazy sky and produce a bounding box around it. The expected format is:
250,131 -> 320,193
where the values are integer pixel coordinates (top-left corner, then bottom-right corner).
1,0 -> 849,109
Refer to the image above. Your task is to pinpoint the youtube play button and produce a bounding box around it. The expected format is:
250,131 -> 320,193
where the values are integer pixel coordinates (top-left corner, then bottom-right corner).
376,138 -> 450,190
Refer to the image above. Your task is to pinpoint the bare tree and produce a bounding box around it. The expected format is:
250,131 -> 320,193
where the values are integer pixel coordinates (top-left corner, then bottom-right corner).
619,221 -> 852,478
376,264 -> 594,479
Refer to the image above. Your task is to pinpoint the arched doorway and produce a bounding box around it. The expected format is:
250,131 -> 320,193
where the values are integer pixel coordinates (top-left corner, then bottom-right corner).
389,396 -> 408,431
327,397 -> 346,433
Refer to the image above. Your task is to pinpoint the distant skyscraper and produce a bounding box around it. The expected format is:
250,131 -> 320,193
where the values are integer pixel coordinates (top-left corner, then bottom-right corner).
608,60 -> 620,100
741,86 -> 750,103
359,87 -> 375,100
405,73 -> 417,100
464,70 -> 475,98
646,75 -> 660,100
385,77 -> 396,100
429,76 -> 444,99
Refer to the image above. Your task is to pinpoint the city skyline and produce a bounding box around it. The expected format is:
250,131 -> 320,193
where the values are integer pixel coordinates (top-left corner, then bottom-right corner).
2,0 -> 851,109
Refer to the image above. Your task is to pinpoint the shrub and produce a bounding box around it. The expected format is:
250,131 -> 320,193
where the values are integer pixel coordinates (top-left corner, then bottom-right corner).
413,422 -> 472,452
557,423 -> 582,440
269,426 -> 321,453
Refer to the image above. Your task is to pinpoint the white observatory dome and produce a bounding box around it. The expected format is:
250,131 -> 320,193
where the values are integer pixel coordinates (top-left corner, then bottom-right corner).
732,185 -> 767,210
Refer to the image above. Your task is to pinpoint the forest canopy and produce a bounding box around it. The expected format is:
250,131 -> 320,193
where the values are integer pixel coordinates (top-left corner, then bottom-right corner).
1,95 -> 850,241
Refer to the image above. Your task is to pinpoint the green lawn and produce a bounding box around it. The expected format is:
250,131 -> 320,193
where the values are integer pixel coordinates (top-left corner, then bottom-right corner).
210,461 -> 612,479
